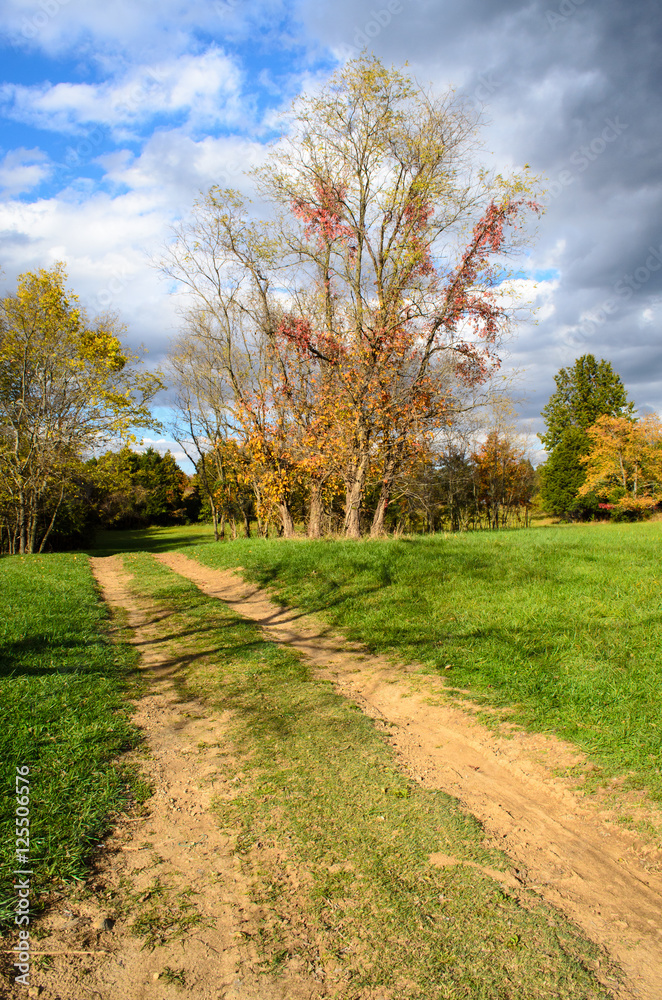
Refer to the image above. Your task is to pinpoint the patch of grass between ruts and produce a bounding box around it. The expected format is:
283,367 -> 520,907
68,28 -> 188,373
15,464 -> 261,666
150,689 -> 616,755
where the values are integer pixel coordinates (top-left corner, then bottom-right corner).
0,553 -> 146,927
122,551 -> 619,1000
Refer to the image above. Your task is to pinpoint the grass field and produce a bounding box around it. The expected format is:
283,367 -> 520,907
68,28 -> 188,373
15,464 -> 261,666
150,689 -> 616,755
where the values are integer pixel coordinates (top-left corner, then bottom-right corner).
2,521 -> 656,993
0,554 -> 145,926
118,551 -> 616,998
178,521 -> 662,805
92,523 -> 218,554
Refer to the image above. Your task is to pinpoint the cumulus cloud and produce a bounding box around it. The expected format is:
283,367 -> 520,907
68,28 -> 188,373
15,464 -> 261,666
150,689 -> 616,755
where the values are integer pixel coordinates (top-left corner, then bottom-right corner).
0,0 -> 288,60
98,131 -> 269,202
0,49 -> 246,138
0,189 -> 177,353
0,147 -> 51,195
0,127 -> 277,370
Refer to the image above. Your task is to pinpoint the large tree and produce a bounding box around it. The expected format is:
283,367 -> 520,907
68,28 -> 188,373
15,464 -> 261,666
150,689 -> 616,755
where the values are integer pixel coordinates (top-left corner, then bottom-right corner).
0,265 -> 161,553
539,354 -> 633,519
163,57 -> 541,537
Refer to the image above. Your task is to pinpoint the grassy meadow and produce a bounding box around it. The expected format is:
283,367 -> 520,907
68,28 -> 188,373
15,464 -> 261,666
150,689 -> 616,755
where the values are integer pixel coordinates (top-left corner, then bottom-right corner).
182,521 -> 662,804
1,519 -> 658,995
0,554 -> 145,925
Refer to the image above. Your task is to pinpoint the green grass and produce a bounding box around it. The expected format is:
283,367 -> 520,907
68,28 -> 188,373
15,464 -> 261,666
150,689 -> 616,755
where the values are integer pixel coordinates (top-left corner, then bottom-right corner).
0,553 -> 144,926
118,551 -> 618,999
90,523 -> 218,555
180,522 -> 662,803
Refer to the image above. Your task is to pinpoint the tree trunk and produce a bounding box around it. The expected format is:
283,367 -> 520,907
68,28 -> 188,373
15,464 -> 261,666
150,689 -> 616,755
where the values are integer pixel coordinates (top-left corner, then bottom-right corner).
210,498 -> 219,541
344,478 -> 363,538
243,511 -> 251,538
370,446 -> 401,538
18,490 -> 26,554
344,452 -> 370,539
370,496 -> 388,537
28,514 -> 38,554
370,459 -> 397,537
38,484 -> 66,553
219,512 -> 226,540
307,485 -> 323,539
343,424 -> 372,540
278,502 -> 295,538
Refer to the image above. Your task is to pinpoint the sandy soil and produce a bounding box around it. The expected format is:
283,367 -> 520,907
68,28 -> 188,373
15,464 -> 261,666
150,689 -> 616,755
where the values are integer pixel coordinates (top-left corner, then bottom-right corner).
155,551 -> 662,1000
1,555 -> 325,1000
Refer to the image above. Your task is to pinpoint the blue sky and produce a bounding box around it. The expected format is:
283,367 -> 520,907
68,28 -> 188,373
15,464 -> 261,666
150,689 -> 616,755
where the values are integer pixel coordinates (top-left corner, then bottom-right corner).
1,0 -> 661,464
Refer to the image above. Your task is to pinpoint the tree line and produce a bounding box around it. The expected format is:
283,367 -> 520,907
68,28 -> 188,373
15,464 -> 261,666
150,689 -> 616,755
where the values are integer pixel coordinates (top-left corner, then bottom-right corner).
0,261 -> 658,553
1,59 -> 660,553
170,414 -> 537,540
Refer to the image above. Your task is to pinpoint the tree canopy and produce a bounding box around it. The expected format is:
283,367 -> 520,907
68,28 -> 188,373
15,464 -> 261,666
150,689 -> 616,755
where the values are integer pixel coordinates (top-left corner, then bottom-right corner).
539,426 -> 595,519
539,354 -> 633,452
0,264 -> 162,553
579,414 -> 662,518
163,56 -> 541,539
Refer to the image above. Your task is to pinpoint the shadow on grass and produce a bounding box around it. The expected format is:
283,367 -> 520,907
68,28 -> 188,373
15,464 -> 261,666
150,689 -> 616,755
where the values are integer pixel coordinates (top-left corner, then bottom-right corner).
87,527 -> 218,556
0,634 -> 131,679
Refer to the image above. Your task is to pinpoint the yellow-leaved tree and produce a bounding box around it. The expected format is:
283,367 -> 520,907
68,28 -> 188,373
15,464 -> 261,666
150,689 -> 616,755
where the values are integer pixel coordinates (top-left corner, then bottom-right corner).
578,414 -> 662,517
0,264 -> 162,553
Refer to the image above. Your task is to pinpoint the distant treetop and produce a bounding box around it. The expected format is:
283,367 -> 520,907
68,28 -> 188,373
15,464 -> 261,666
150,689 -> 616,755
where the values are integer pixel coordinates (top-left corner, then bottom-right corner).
539,354 -> 633,454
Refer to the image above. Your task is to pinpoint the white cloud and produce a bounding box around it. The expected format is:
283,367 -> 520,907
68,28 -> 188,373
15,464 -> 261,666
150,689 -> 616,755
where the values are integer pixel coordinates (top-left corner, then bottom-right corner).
0,147 -> 51,195
0,189 -> 176,350
1,0 -> 661,432
0,127 -> 275,366
135,435 -> 184,458
1,0 -> 267,59
0,49 -> 245,137
98,131 -> 269,202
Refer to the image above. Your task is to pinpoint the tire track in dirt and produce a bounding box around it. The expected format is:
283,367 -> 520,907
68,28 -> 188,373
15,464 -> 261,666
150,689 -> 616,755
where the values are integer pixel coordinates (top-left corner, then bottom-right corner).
7,555 -> 324,1000
157,551 -> 662,1000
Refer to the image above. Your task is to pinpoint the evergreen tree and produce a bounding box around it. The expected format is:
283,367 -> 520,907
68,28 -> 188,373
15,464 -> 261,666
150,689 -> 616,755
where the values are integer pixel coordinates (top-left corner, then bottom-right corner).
539,427 -> 599,519
87,447 -> 193,530
540,355 -> 632,451
132,448 -> 186,526
539,355 -> 633,519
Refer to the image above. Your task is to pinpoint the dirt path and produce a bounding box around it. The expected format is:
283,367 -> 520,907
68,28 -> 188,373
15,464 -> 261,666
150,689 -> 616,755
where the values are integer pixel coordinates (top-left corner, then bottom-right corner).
13,555 -> 324,1000
157,551 -> 662,1000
